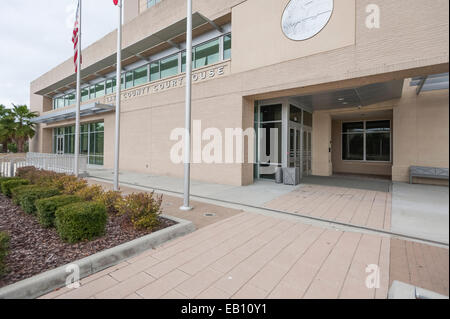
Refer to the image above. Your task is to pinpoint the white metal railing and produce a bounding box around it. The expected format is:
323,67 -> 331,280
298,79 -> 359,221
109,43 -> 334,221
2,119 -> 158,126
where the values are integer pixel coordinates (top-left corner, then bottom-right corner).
0,156 -> 27,177
25,152 -> 88,175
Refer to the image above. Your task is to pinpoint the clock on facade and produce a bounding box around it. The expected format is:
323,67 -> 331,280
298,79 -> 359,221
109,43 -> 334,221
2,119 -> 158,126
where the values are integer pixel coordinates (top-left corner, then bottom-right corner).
282,0 -> 334,41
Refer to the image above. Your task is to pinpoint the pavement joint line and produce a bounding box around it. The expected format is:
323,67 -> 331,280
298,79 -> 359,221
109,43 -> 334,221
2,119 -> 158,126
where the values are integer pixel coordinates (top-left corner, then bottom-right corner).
88,176 -> 449,249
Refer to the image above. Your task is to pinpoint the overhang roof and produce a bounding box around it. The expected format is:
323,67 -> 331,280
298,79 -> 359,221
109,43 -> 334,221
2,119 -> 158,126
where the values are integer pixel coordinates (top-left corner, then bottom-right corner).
36,12 -> 212,96
31,103 -> 114,124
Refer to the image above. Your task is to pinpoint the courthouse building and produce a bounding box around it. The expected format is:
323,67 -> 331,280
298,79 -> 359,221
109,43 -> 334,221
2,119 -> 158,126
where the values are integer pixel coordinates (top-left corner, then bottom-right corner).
30,0 -> 449,186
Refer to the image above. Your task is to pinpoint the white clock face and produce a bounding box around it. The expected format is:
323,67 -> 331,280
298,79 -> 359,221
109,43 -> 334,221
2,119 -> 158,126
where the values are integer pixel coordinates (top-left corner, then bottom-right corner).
282,0 -> 334,41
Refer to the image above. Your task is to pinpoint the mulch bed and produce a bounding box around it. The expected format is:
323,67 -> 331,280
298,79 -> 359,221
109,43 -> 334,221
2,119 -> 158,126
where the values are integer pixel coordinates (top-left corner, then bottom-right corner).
0,194 -> 175,288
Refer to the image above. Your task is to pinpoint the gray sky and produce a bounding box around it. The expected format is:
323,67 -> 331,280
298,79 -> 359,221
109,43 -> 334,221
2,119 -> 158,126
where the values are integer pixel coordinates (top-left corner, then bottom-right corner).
0,0 -> 118,108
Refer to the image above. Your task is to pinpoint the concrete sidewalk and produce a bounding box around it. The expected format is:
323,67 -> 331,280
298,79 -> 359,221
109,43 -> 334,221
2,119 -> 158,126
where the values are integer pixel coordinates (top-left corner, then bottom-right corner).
391,183 -> 449,244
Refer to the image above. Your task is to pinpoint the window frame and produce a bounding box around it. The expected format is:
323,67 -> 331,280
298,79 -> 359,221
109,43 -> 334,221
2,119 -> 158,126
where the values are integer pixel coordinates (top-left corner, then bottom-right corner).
341,120 -> 392,163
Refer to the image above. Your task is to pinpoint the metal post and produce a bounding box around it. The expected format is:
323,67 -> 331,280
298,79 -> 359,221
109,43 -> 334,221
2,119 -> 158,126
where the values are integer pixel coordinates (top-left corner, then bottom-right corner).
180,0 -> 193,211
74,0 -> 82,177
113,0 -> 123,191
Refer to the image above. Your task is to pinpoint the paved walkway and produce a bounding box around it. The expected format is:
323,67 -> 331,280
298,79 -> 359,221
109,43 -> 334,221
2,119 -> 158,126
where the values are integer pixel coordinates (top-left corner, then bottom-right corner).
265,184 -> 391,231
41,212 -> 390,299
391,183 -> 449,244
390,238 -> 449,296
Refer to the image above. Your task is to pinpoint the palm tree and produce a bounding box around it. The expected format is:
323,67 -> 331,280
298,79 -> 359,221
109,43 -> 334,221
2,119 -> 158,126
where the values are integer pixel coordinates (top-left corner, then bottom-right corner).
10,104 -> 38,153
0,105 -> 16,153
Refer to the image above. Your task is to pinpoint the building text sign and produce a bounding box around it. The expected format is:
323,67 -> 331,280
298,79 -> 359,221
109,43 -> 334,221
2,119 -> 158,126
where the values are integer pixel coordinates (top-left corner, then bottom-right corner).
104,63 -> 228,104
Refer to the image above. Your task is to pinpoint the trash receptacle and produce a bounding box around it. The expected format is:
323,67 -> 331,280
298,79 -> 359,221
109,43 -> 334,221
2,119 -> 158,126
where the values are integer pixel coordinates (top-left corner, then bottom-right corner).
283,167 -> 300,185
275,167 -> 283,184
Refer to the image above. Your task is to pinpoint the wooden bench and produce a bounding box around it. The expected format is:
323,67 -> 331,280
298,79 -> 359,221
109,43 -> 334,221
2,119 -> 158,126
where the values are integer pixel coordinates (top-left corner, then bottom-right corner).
409,166 -> 449,184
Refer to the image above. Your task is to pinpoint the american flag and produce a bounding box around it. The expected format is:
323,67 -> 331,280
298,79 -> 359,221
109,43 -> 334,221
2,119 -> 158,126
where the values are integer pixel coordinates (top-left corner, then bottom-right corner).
72,0 -> 81,72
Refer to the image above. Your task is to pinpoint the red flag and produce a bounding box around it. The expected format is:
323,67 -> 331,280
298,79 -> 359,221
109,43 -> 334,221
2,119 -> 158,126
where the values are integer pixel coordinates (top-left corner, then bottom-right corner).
113,0 -> 118,5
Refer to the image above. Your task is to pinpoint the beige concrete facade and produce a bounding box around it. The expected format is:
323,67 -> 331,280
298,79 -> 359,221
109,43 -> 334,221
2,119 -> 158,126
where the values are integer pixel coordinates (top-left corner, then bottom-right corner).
30,0 -> 449,186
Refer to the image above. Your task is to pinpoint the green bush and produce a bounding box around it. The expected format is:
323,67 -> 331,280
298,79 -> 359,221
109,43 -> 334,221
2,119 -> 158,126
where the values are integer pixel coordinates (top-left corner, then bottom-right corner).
0,232 -> 9,277
55,202 -> 107,243
11,185 -> 42,205
116,192 -> 162,231
1,179 -> 30,197
36,195 -> 82,228
0,177 -> 20,194
15,186 -> 61,215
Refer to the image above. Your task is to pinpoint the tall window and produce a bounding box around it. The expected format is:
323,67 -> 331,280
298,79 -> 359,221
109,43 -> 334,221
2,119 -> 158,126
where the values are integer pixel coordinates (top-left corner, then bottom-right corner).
53,121 -> 104,165
342,120 -> 391,162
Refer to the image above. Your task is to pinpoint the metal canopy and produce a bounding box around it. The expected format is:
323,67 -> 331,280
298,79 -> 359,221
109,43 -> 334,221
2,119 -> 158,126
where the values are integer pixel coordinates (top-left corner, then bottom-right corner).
31,102 -> 114,124
35,12 -> 210,96
410,73 -> 449,95
293,80 -> 404,111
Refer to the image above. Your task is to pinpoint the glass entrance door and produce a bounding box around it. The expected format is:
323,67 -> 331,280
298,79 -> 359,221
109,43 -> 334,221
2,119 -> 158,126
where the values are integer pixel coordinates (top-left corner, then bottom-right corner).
56,136 -> 64,155
302,129 -> 312,176
289,127 -> 301,170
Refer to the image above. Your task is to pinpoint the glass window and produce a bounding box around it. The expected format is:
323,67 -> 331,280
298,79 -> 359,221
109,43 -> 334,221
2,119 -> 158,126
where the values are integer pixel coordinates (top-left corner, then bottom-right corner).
57,97 -> 64,109
290,105 -> 302,123
121,74 -> 125,90
342,134 -> 364,161
343,122 -> 364,133
133,66 -> 148,86
105,79 -> 113,95
366,120 -> 391,132
342,121 -> 391,162
89,85 -> 96,99
67,93 -> 75,106
303,111 -> 313,127
181,51 -> 194,73
125,72 -> 133,89
150,62 -> 160,82
260,104 -> 282,122
95,82 -> 105,98
194,39 -> 219,68
223,34 -> 231,60
366,133 -> 390,161
81,88 -> 89,102
147,0 -> 161,8
160,54 -> 178,78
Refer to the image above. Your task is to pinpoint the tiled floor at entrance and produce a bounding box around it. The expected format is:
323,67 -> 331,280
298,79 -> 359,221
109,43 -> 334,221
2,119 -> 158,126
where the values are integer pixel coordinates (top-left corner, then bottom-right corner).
41,212 -> 390,299
265,184 -> 392,231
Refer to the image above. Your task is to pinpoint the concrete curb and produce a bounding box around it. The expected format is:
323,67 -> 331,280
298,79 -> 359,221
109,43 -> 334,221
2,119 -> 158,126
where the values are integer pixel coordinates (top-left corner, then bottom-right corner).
0,214 -> 195,299
388,281 -> 449,299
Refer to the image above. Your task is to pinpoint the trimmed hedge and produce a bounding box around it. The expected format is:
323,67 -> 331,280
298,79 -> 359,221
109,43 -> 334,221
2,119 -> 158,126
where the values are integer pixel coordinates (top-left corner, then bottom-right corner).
36,195 -> 82,228
55,202 -> 107,243
1,179 -> 30,197
0,232 -> 9,277
11,185 -> 42,205
0,177 -> 21,194
15,186 -> 61,215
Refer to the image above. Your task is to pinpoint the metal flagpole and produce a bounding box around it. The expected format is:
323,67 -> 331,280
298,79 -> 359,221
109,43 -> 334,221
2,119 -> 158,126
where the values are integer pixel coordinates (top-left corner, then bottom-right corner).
180,0 -> 193,211
74,0 -> 81,177
113,0 -> 123,191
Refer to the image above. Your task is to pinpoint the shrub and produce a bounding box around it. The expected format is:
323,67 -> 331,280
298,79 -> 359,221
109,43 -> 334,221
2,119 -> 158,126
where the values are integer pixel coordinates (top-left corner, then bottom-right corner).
0,232 -> 9,277
94,190 -> 122,215
0,177 -> 21,194
52,175 -> 88,195
16,167 -> 64,187
14,186 -> 60,215
36,195 -> 82,228
116,192 -> 162,231
55,202 -> 107,243
75,184 -> 103,201
1,179 -> 30,197
11,185 -> 42,205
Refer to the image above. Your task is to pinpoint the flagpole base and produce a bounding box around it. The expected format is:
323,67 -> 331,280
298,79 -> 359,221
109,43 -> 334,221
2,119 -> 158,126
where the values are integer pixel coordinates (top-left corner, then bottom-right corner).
179,206 -> 193,212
